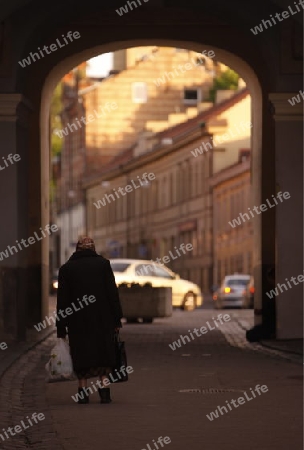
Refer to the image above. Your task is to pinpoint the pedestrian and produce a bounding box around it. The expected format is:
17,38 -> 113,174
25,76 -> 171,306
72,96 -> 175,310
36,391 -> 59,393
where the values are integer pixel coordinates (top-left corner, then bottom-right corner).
56,236 -> 123,404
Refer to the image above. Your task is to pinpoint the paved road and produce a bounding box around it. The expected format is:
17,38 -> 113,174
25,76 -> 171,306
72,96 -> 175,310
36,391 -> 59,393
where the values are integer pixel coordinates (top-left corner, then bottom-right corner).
0,305 -> 301,450
200,293 -> 215,309
45,307 -> 301,450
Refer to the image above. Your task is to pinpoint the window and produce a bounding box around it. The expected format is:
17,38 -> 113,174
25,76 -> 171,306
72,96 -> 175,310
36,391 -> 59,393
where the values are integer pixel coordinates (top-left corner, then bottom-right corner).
177,165 -> 182,202
135,188 -> 140,216
110,262 -> 131,272
162,176 -> 167,208
195,56 -> 206,66
183,88 -> 201,105
239,149 -> 251,162
226,278 -> 249,288
247,252 -> 252,273
229,192 -> 236,220
135,263 -> 156,277
91,200 -> 97,228
169,173 -> 173,205
142,185 -> 147,214
182,162 -> 189,200
170,236 -> 175,251
153,180 -> 158,210
129,189 -> 135,218
192,230 -> 198,256
132,82 -> 148,104
153,266 -> 175,279
171,171 -> 177,204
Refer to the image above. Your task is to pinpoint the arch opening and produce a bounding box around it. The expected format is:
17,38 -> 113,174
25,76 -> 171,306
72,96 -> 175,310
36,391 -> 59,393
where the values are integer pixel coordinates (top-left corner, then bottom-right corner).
41,40 -> 263,328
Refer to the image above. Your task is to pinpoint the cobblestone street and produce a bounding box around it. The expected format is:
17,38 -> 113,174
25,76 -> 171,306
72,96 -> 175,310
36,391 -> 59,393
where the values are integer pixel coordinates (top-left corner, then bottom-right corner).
0,306 -> 302,450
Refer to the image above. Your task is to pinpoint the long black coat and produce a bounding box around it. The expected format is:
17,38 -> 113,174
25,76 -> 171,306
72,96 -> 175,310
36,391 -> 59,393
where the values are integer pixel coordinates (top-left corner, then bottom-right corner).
56,250 -> 123,373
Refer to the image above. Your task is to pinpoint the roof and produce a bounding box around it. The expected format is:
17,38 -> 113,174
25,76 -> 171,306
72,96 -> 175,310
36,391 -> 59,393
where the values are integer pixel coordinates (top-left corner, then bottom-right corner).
110,259 -> 154,264
84,147 -> 134,186
224,274 -> 251,279
157,88 -> 249,140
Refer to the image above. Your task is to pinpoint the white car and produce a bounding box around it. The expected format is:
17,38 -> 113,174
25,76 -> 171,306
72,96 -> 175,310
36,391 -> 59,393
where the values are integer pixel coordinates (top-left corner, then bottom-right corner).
110,259 -> 203,310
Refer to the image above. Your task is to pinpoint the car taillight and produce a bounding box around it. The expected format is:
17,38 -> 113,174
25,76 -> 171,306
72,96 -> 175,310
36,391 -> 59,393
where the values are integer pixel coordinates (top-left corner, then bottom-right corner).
250,287 -> 255,294
224,287 -> 232,294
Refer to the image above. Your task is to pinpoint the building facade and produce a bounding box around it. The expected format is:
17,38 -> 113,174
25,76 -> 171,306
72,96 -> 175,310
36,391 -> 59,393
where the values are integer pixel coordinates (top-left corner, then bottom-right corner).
210,156 -> 252,287
85,89 -> 251,294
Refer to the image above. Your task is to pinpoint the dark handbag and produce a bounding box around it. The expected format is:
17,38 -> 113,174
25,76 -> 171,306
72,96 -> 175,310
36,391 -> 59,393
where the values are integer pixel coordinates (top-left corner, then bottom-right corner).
108,331 -> 128,383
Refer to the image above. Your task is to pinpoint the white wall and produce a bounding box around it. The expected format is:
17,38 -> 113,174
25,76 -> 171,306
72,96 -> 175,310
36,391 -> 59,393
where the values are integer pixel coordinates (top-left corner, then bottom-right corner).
213,94 -> 252,173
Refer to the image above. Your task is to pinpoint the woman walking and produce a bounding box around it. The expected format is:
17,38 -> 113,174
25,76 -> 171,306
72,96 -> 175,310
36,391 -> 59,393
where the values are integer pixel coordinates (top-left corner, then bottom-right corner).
56,236 -> 123,404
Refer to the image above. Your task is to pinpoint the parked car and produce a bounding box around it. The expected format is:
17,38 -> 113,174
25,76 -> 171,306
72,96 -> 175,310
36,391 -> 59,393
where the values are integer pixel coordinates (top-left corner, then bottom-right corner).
110,259 -> 203,311
213,274 -> 251,309
242,276 -> 254,309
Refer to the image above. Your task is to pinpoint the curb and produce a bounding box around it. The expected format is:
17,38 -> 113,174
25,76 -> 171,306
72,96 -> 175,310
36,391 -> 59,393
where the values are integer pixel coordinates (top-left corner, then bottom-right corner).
232,316 -> 303,362
259,340 -> 303,357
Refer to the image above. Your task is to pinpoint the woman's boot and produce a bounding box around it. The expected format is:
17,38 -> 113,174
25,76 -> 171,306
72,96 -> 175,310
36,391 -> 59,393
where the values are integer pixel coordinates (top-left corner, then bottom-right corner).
98,387 -> 112,404
77,387 -> 89,404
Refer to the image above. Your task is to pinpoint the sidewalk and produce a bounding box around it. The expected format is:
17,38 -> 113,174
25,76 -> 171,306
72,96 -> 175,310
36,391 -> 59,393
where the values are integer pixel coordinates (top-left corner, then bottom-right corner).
0,296 -> 56,378
0,308 -> 302,450
229,311 -> 303,360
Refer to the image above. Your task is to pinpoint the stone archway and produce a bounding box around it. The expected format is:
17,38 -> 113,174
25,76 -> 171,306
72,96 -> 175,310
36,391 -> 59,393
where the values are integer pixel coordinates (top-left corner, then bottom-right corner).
0,1 -> 302,340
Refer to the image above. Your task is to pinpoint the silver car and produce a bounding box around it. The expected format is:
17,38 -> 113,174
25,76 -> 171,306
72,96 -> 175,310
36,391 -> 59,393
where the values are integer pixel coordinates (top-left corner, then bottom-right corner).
213,274 -> 250,309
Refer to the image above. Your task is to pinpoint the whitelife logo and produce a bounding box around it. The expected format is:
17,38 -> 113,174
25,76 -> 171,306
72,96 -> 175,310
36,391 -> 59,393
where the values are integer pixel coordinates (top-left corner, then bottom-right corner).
141,436 -> 172,450
169,314 -> 231,351
0,342 -> 7,351
288,90 -> 304,106
71,365 -> 134,402
135,243 -> 194,277
266,270 -> 304,299
93,172 -> 155,209
190,121 -> 252,158
0,224 -> 58,261
153,50 -> 215,87
18,31 -> 81,68
116,0 -> 149,16
0,153 -> 21,172
250,1 -> 304,35
55,102 -> 118,138
206,384 -> 269,421
34,295 -> 96,332
228,191 -> 291,228
0,413 -> 45,442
